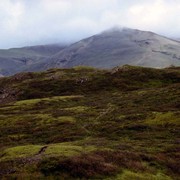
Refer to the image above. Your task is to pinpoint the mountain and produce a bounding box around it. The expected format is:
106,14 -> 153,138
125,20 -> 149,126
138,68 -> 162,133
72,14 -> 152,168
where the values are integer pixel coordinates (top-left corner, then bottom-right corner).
1,28 -> 180,76
0,66 -> 179,178
0,44 -> 66,76
40,28 -> 180,70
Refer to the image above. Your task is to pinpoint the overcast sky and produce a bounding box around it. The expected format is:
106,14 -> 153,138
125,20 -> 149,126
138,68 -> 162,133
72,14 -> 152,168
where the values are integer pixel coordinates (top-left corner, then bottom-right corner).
0,0 -> 180,49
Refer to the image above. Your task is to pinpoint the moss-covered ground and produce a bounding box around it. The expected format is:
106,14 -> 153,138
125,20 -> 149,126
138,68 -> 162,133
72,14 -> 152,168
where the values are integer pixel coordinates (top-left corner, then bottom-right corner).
0,65 -> 179,179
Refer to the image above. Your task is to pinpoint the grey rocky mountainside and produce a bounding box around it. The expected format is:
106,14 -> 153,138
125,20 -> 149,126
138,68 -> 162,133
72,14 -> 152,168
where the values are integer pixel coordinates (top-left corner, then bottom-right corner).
1,28 -> 180,76
42,28 -> 180,70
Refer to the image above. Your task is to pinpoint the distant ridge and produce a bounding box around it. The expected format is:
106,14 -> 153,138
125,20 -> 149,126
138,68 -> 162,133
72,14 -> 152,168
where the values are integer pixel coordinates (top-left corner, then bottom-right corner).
0,44 -> 66,76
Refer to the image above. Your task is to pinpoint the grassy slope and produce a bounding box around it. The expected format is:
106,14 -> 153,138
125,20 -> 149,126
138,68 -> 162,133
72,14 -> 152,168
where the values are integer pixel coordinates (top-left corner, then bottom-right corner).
0,65 -> 179,179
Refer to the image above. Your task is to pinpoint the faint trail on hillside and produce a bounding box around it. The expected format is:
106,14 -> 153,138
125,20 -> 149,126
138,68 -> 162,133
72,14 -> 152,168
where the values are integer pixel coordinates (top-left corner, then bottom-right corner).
36,145 -> 48,155
0,146 -> 49,176
96,104 -> 116,121
18,146 -> 49,165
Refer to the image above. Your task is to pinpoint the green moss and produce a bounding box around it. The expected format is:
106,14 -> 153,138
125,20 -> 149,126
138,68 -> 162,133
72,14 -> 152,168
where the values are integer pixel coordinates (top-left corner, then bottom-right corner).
35,114 -> 76,125
14,95 -> 84,106
64,106 -> 89,113
34,114 -> 53,125
0,145 -> 43,161
114,170 -> 172,180
14,98 -> 41,106
145,112 -> 180,126
56,116 -> 76,123
45,144 -> 95,157
0,142 -> 96,162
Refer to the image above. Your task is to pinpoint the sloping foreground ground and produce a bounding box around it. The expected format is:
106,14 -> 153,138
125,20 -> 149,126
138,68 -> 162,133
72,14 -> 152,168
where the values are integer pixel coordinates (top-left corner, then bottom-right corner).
0,66 -> 179,179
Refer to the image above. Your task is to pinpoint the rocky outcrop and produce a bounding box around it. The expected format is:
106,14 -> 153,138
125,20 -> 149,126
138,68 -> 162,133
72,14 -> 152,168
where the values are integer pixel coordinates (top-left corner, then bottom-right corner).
0,88 -> 22,104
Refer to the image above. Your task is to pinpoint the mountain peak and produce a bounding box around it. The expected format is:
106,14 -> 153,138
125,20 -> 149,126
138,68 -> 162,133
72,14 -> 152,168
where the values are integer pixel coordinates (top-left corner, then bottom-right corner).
41,28 -> 180,70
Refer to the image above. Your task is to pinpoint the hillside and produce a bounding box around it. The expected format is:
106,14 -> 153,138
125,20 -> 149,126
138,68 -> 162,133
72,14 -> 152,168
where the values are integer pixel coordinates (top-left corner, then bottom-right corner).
0,66 -> 179,179
0,44 -> 66,76
41,28 -> 180,70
